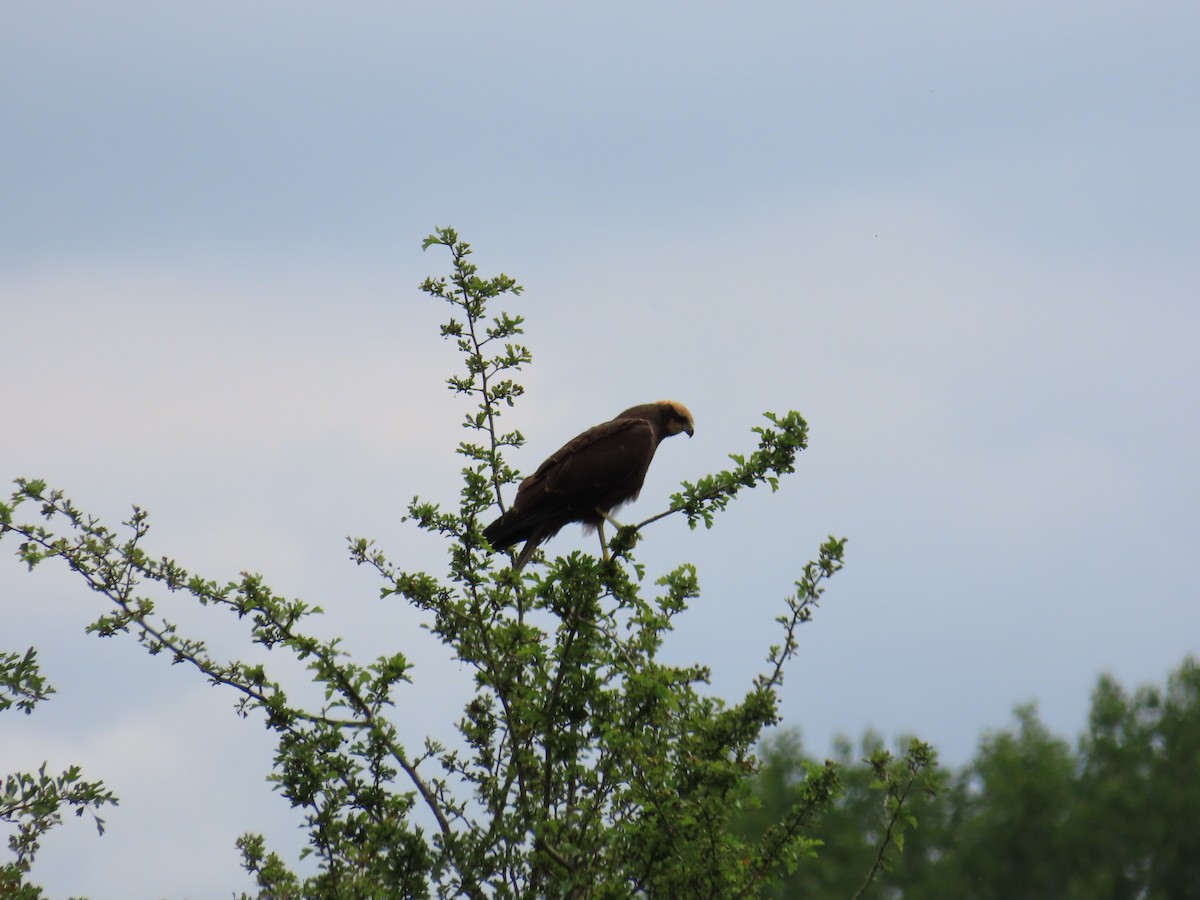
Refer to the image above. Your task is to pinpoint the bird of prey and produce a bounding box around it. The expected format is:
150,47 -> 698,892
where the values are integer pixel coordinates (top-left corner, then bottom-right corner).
483,400 -> 695,570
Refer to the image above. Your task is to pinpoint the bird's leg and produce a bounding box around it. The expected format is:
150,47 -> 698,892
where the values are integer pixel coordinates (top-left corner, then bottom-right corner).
595,508 -> 627,562
596,508 -> 626,530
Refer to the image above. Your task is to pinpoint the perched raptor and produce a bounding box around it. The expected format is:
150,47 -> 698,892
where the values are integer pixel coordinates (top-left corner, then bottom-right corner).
483,400 -> 695,570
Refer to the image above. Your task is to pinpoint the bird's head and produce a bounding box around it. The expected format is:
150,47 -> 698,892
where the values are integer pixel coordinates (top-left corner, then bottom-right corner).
658,400 -> 695,438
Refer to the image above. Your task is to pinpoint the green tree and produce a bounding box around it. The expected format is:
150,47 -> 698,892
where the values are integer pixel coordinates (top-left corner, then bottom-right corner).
1070,658 -> 1200,900
735,731 -> 942,900
939,704 -> 1077,900
1146,659 -> 1200,897
937,664 -> 1200,900
1,228 -> 918,897
738,658 -> 1200,899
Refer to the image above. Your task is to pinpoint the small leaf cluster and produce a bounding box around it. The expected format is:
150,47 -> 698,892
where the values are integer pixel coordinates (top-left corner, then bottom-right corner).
0,647 -> 116,899
0,649 -> 53,716
664,411 -> 808,531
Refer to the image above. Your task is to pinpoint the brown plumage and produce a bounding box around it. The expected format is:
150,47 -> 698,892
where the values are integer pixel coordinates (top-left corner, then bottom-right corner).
484,400 -> 695,570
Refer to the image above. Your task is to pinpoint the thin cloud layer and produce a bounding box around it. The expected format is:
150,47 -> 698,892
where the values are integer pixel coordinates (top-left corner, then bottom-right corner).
2,3 -> 1198,897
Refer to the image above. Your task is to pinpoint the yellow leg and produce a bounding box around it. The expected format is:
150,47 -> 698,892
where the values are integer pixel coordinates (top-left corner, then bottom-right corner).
594,508 -> 627,562
596,508 -> 625,530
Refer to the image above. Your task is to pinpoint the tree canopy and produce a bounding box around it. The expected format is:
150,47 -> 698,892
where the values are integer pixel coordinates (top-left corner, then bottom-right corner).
3,229 -> 938,898
737,656 -> 1200,899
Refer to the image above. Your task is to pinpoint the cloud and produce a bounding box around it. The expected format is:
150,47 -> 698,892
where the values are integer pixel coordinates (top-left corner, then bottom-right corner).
3,2 -> 1199,895
1,256 -> 463,474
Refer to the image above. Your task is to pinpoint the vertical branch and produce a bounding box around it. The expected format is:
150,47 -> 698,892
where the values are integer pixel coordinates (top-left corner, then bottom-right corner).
853,740 -> 938,900
420,226 -> 529,514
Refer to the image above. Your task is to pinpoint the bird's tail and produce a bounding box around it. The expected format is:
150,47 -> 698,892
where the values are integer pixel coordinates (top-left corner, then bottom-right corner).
483,510 -> 524,551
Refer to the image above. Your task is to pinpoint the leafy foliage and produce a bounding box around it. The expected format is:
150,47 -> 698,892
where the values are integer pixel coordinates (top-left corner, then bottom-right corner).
737,657 -> 1200,899
1,228 -> 879,897
734,731 -> 942,899
0,649 -> 54,716
0,650 -> 117,899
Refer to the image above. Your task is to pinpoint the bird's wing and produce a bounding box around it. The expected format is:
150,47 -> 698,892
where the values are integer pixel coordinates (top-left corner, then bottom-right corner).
519,417 -> 657,506
484,416 -> 659,553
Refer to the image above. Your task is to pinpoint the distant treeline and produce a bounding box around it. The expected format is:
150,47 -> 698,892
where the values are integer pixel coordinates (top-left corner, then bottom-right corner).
737,656 -> 1200,899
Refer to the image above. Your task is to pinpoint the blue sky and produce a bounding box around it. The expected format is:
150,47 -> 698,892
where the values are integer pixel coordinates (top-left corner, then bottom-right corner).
3,3 -> 1199,896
